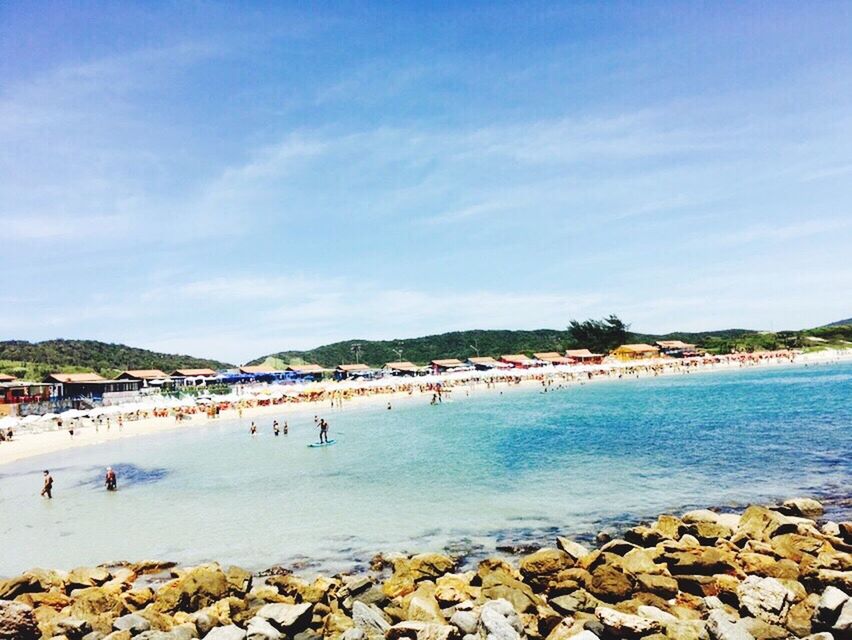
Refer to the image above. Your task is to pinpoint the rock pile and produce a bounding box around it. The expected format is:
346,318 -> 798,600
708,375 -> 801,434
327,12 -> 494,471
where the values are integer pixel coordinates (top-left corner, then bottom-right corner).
1,499 -> 850,640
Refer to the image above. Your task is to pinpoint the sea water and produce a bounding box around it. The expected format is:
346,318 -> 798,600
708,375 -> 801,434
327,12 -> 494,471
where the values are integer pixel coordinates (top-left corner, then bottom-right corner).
1,362 -> 850,576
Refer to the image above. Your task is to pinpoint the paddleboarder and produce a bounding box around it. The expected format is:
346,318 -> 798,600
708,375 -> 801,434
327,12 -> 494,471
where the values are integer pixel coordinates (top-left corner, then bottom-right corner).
317,418 -> 329,444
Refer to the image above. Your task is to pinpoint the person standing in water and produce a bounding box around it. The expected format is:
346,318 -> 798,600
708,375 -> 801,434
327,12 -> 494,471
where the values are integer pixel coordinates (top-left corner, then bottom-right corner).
250,422 -> 257,436
283,421 -> 289,435
273,420 -> 280,437
41,470 -> 53,499
105,467 -> 117,491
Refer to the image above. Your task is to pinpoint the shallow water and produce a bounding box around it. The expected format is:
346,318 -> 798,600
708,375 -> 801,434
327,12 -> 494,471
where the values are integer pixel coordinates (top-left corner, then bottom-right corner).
1,362 -> 850,576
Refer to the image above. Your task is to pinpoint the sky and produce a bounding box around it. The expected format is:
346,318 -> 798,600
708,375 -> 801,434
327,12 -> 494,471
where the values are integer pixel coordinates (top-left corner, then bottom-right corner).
1,2 -> 851,363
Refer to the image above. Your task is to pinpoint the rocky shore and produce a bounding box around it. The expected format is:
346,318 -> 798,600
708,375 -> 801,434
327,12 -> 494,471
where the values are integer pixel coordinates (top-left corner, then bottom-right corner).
1,498 -> 850,640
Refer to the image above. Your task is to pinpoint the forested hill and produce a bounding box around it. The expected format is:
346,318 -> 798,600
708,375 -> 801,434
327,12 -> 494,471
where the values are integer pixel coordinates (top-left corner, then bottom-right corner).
0,340 -> 231,380
249,327 -> 763,368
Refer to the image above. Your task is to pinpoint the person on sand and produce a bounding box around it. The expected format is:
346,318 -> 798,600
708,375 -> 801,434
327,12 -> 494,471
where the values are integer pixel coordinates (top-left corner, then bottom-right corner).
41,470 -> 53,499
317,418 -> 329,444
273,420 -> 280,437
105,467 -> 117,491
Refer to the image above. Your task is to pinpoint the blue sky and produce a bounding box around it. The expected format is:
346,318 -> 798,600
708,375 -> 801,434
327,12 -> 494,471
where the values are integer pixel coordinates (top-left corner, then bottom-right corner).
1,2 -> 851,363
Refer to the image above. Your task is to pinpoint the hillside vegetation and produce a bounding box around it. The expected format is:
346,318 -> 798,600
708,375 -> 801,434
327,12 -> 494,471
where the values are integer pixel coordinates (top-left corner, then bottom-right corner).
0,340 -> 231,380
252,321 -> 852,367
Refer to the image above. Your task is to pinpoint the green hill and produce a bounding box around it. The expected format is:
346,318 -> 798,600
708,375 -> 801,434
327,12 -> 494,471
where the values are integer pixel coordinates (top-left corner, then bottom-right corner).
251,320 -> 852,368
0,340 -> 231,381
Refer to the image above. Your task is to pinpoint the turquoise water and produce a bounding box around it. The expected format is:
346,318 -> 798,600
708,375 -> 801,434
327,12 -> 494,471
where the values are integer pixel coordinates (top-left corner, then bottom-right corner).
1,362 -> 850,576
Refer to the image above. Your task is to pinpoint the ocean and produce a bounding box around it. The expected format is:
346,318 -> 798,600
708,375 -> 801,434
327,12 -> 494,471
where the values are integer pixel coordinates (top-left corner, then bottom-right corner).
0,361 -> 849,576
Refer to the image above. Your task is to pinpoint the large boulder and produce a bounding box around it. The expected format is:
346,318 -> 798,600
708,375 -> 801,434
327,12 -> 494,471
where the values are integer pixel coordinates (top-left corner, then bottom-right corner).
479,599 -> 523,640
0,600 -> 40,640
594,606 -> 661,637
735,507 -> 796,544
736,576 -> 793,625
204,625 -> 247,640
68,567 -> 112,590
386,621 -> 455,640
779,498 -> 824,519
255,603 -> 313,634
246,615 -> 284,640
113,613 -> 152,634
588,564 -> 634,602
154,565 -> 230,613
519,549 -> 573,585
556,538 -> 590,562
434,573 -> 478,606
663,548 -> 738,576
705,610 -> 755,640
812,585 -> 849,629
479,572 -> 542,614
350,601 -> 390,637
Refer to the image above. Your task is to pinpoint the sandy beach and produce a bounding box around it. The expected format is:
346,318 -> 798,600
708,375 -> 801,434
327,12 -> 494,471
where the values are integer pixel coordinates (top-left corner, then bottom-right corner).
1,349 -> 848,468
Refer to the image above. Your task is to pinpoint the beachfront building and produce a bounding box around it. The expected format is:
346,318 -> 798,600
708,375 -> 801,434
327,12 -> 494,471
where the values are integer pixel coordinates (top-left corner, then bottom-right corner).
610,344 -> 660,361
565,349 -> 605,365
383,361 -> 422,376
533,352 -> 573,366
467,356 -> 511,371
0,380 -> 53,409
287,364 -> 330,381
430,359 -> 473,374
656,340 -> 702,358
115,369 -> 171,387
170,368 -> 219,387
500,354 -> 537,368
335,363 -> 378,380
0,374 -> 16,383
45,373 -> 141,401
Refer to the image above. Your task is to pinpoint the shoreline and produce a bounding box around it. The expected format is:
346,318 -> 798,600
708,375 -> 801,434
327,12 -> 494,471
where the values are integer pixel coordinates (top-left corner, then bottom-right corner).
1,349 -> 849,468
1,495 -> 850,639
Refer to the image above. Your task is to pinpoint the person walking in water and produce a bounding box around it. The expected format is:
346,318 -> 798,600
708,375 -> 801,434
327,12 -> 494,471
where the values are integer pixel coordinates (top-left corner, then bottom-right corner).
317,418 -> 329,443
283,421 -> 289,435
41,470 -> 53,499
273,420 -> 280,437
250,422 -> 257,436
105,467 -> 117,491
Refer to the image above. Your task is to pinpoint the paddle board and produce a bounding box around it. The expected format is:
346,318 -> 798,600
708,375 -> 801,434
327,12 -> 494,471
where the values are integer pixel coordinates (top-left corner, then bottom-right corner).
307,440 -> 337,448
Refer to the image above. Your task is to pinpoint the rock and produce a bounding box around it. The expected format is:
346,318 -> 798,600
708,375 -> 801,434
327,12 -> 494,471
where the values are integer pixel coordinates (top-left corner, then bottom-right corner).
479,601 -> 522,640
0,575 -> 41,601
225,567 -> 252,596
813,587 -> 849,629
735,507 -> 796,544
800,634 -> 834,640
57,617 -> 94,639
519,549 -> 573,584
408,555 -> 456,582
113,613 -> 152,635
770,534 -> 825,563
68,568 -> 112,589
246,616 -> 283,640
634,574 -> 679,599
738,617 -> 789,640
386,621 -> 454,640
813,569 -> 852,593
625,526 -> 666,548
780,498 -> 824,519
449,610 -> 478,636
154,565 -> 230,613
203,626 -> 246,640
594,606 -> 661,636
654,515 -> 685,540
599,539 -> 638,556
479,572 -> 541,613
622,549 -> 664,576
556,538 -> 590,562
406,587 -> 444,623
682,510 -> 722,524
785,595 -> 816,637
548,589 -> 601,615
685,522 -> 734,544
122,588 -> 155,612
568,632 -> 599,640
351,601 -> 390,636
834,597 -> 852,633
736,576 -> 792,625
588,564 -> 634,602
340,630 -> 365,640
705,610 -> 755,640
256,603 -> 313,633
663,548 -> 738,576
434,573 -> 478,605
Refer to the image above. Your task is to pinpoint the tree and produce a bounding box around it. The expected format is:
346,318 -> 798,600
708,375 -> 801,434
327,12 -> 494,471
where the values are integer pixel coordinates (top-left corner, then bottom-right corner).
567,315 -> 630,353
